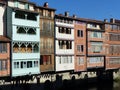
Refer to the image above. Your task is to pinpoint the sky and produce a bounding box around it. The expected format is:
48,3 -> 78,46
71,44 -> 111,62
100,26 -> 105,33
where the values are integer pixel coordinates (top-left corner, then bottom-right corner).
30,0 -> 120,21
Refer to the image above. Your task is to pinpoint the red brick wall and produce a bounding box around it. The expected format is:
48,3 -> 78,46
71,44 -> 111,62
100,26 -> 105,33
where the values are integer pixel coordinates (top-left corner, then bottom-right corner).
105,24 -> 120,69
0,43 -> 10,77
74,22 -> 87,72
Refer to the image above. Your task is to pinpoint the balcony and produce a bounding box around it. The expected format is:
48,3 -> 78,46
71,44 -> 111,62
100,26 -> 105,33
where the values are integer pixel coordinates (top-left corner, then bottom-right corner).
12,11 -> 39,27
87,57 -> 104,68
12,31 -> 40,42
56,22 -> 74,28
55,56 -> 74,71
55,27 -> 74,40
87,24 -> 103,30
55,41 -> 74,55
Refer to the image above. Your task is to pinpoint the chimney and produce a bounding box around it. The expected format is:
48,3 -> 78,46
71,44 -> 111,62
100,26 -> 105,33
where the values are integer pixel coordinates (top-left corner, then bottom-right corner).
104,19 -> 108,23
73,14 -> 77,18
110,18 -> 115,23
65,11 -> 69,17
44,2 -> 48,7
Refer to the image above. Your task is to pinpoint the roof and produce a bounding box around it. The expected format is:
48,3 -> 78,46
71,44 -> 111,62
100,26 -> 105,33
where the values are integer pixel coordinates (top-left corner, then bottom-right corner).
8,0 -> 36,5
18,0 -> 36,5
35,5 -> 56,11
0,36 -> 10,42
11,7 -> 39,14
55,14 -> 104,24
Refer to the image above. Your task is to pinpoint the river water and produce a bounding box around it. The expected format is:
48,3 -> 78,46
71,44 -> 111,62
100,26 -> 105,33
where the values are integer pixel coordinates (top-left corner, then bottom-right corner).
0,79 -> 120,90
58,78 -> 120,90
87,80 -> 120,90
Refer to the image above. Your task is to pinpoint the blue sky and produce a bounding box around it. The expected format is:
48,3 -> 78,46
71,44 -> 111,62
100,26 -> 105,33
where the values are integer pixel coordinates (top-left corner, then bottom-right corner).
30,0 -> 120,21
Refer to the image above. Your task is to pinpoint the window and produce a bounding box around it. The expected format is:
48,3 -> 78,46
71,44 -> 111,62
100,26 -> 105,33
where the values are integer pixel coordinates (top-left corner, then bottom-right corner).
0,60 -> 7,71
48,10 -> 51,17
90,32 -> 102,38
58,27 -> 71,34
47,38 -> 52,49
14,62 -> 19,69
17,27 -> 26,34
109,45 -> 120,55
0,43 -> 7,53
33,44 -> 39,53
59,56 -> 72,64
21,62 -> 23,68
20,61 -> 27,68
14,61 -> 38,69
17,26 -> 37,35
109,34 -> 120,41
59,56 -> 61,64
40,38 -> 44,49
27,13 -> 37,21
91,42 -> 103,53
34,61 -> 38,67
69,56 -> 72,63
40,55 -> 51,65
23,62 -> 27,68
77,45 -> 84,52
77,30 -> 83,37
13,42 -> 39,53
89,57 -> 103,63
27,61 -> 32,68
110,58 -> 120,64
15,11 -> 25,19
27,28 -> 36,35
78,57 -> 84,65
58,27 -> 62,33
110,24 -> 120,30
59,40 -> 72,49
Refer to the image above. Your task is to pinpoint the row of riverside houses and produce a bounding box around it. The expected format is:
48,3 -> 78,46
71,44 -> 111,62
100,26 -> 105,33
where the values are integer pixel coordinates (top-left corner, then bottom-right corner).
0,0 -> 120,80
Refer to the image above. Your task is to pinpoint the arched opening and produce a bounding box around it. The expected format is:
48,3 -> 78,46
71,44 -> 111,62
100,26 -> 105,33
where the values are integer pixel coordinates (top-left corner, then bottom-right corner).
33,44 -> 39,53
21,44 -> 26,53
17,27 -> 26,34
27,44 -> 32,53
27,28 -> 36,35
13,43 -> 19,53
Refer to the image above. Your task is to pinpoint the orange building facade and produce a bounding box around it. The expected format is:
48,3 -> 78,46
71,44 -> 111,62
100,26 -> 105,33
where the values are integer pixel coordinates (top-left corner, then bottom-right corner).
86,21 -> 105,70
105,19 -> 120,70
